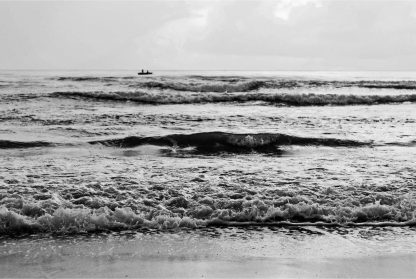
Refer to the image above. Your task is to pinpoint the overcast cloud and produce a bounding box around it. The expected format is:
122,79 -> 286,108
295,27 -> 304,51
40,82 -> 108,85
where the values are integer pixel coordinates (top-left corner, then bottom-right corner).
1,0 -> 415,70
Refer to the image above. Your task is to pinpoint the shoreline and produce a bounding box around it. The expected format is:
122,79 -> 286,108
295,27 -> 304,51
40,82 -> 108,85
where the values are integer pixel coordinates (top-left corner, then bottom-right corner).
1,227 -> 415,278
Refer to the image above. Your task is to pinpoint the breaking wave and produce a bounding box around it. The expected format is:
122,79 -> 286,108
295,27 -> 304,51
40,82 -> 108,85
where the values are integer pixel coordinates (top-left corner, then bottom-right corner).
1,199 -> 415,235
4,133 -> 415,151
90,132 -> 369,153
50,91 -> 416,106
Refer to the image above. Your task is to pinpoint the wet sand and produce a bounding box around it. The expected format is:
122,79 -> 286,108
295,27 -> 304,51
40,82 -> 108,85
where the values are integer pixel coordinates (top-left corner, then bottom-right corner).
2,253 -> 415,278
1,227 -> 415,278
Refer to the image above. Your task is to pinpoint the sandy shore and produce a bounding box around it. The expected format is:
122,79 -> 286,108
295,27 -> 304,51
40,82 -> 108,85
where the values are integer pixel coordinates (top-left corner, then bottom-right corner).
1,227 -> 415,278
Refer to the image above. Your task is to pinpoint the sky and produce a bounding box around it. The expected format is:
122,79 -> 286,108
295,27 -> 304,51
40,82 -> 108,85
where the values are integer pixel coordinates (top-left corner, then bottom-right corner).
1,0 -> 416,70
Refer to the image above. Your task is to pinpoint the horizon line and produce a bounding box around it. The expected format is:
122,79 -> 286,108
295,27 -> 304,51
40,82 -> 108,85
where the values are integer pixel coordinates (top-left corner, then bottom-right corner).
2,69 -> 416,72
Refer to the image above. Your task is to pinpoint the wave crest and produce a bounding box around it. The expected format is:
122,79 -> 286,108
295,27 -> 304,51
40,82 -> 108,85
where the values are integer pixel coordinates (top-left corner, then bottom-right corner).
54,76 -> 121,82
137,80 -> 266,92
51,91 -> 416,106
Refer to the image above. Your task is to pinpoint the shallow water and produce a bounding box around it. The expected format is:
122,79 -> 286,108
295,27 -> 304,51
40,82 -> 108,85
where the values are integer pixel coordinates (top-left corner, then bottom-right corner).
0,70 -> 415,235
1,227 -> 416,277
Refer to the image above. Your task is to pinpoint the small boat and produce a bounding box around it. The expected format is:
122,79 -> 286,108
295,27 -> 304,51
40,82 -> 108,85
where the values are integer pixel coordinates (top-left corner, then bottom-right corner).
138,69 -> 152,75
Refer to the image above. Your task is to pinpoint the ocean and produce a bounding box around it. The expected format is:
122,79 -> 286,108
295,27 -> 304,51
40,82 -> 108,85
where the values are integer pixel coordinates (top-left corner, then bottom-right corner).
0,70 -> 415,234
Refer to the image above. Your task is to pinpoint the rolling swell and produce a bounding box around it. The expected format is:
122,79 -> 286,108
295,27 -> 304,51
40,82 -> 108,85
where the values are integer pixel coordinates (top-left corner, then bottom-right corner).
3,135 -> 413,150
0,140 -> 53,149
136,80 -> 266,92
54,76 -> 127,82
51,76 -> 416,90
50,91 -> 416,106
50,76 -> 416,91
89,132 -> 369,153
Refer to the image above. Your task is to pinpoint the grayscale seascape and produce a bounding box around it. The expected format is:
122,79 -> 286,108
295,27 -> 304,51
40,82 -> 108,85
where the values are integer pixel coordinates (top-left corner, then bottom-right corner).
1,70 -> 416,277
1,0 -> 416,277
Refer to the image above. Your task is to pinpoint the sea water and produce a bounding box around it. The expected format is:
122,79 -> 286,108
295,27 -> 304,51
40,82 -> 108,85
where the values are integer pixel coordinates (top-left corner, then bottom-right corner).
0,70 -> 415,234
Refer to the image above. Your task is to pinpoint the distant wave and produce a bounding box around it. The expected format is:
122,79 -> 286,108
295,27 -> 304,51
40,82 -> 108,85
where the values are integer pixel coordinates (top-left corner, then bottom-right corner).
89,132 -> 369,153
56,76 -> 103,81
50,75 -> 416,91
0,140 -> 53,149
51,75 -> 416,88
136,80 -> 267,92
51,91 -> 416,106
0,93 -> 45,102
52,76 -> 136,83
187,75 -> 249,82
348,81 -> 416,90
139,79 -> 416,91
384,140 -> 416,147
54,76 -> 121,82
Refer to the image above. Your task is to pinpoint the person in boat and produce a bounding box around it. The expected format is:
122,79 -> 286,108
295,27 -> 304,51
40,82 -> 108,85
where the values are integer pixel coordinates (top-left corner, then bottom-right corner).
138,69 -> 152,75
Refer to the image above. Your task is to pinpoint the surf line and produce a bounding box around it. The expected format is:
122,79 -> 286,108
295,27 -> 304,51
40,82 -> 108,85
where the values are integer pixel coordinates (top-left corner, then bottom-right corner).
206,220 -> 416,228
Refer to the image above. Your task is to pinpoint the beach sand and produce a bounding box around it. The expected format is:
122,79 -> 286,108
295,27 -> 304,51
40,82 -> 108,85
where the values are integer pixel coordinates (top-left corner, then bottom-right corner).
1,227 -> 415,278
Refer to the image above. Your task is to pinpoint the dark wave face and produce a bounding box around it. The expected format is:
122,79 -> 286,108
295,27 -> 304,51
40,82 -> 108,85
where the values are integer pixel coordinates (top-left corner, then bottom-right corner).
5,135 -> 416,151
384,140 -> 416,147
50,91 -> 416,106
89,132 -> 370,153
0,140 -> 53,149
0,132 -> 370,151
